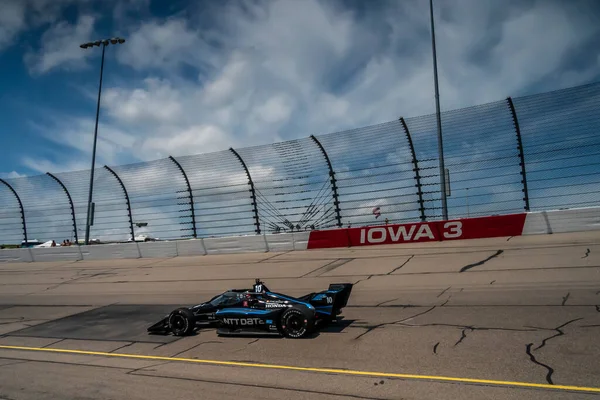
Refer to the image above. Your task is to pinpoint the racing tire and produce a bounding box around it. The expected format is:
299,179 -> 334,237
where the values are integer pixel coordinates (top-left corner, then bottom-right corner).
168,308 -> 195,336
279,307 -> 314,338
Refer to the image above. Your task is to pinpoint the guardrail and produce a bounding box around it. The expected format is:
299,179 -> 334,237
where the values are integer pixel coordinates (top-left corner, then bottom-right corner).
1,81 -> 600,247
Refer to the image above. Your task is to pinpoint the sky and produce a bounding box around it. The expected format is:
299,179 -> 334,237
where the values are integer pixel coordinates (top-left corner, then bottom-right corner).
1,0 -> 600,244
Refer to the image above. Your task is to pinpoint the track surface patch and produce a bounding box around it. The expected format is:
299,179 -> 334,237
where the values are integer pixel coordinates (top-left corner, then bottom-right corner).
8,305 -> 180,344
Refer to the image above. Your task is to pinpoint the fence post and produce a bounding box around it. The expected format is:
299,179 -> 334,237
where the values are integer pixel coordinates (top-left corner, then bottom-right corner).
400,117 -> 426,221
507,97 -> 530,211
0,178 -> 27,243
168,155 -> 197,238
229,148 -> 261,234
46,172 -> 78,244
310,135 -> 342,228
104,166 -> 135,242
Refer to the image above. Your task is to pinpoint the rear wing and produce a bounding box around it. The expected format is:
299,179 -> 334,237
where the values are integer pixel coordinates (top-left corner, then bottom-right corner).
327,283 -> 353,311
308,283 -> 354,316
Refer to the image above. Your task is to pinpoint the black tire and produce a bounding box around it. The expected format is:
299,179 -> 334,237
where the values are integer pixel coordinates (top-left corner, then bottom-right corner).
168,308 -> 195,336
279,307 -> 314,338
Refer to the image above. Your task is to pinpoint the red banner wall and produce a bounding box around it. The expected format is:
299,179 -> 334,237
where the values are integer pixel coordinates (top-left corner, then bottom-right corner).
306,213 -> 527,249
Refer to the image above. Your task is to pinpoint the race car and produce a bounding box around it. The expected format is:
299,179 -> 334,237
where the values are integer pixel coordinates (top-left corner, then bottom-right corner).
147,279 -> 353,338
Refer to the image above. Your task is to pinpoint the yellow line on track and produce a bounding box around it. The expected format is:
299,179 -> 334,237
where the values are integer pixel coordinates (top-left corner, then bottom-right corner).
0,344 -> 599,393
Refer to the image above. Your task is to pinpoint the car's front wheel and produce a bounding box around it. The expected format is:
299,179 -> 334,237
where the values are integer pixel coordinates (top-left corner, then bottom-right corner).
168,308 -> 195,336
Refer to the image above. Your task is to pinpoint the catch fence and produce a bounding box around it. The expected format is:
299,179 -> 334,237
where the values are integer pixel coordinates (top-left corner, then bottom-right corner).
1,81 -> 600,246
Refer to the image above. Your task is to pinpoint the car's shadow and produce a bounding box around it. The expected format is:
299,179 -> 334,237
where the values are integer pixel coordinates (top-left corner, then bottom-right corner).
319,318 -> 355,333
305,318 -> 355,338
147,319 -> 356,340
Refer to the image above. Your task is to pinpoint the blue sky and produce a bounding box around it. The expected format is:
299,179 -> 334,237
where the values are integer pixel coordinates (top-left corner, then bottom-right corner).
1,0 -> 600,243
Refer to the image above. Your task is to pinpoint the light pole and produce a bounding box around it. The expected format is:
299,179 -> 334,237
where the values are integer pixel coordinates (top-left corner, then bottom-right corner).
429,0 -> 448,220
80,37 -> 126,245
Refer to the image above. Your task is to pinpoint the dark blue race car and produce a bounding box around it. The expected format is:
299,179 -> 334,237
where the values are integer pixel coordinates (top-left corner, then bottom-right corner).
147,279 -> 353,338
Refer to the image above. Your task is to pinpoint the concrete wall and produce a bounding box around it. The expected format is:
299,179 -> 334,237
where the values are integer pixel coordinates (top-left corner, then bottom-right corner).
2,207 -> 598,263
522,207 -> 600,235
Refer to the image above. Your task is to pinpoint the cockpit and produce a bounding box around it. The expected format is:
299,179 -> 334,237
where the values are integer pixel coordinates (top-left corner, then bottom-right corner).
208,292 -> 244,307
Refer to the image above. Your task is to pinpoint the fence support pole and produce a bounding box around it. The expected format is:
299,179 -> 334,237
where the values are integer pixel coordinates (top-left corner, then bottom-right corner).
429,0 -> 448,220
46,173 -> 78,244
104,166 -> 135,242
310,135 -> 342,228
0,179 -> 27,243
507,97 -> 530,211
168,156 -> 197,238
229,148 -> 261,234
400,117 -> 426,221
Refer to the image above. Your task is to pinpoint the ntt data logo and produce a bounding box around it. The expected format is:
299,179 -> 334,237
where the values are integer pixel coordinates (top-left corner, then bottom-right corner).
359,221 -> 463,244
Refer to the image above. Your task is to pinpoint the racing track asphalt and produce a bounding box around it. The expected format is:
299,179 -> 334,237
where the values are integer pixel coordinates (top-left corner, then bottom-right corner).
0,231 -> 599,400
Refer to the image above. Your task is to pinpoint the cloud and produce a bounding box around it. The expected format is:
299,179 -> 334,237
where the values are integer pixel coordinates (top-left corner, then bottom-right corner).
0,0 -> 87,53
0,171 -> 26,179
102,77 -> 184,125
115,17 -> 209,73
21,157 -> 91,175
24,14 -> 97,75
0,0 -> 27,52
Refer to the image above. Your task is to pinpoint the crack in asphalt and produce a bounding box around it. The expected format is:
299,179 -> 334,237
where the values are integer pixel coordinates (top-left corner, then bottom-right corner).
526,343 -> 555,385
454,327 -> 474,347
171,340 -> 223,357
0,319 -> 45,326
582,248 -> 590,259
595,305 -> 600,313
42,338 -> 65,348
440,296 -> 451,307
459,250 -> 504,272
353,275 -> 373,286
561,292 -> 570,306
387,255 -> 414,275
232,338 -> 260,354
375,298 -> 400,307
490,280 -> 496,285
397,321 -> 538,333
153,341 -> 175,350
433,342 -> 439,354
524,317 -> 583,385
301,258 -> 354,278
126,361 -> 172,376
38,269 -> 118,293
532,318 -> 582,351
258,251 -> 292,263
110,342 -> 135,353
353,306 -> 437,340
346,304 -> 414,309
437,286 -> 451,298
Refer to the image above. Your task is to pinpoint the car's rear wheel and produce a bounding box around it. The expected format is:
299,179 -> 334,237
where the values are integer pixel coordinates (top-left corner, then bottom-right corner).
279,307 -> 313,338
168,308 -> 195,336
